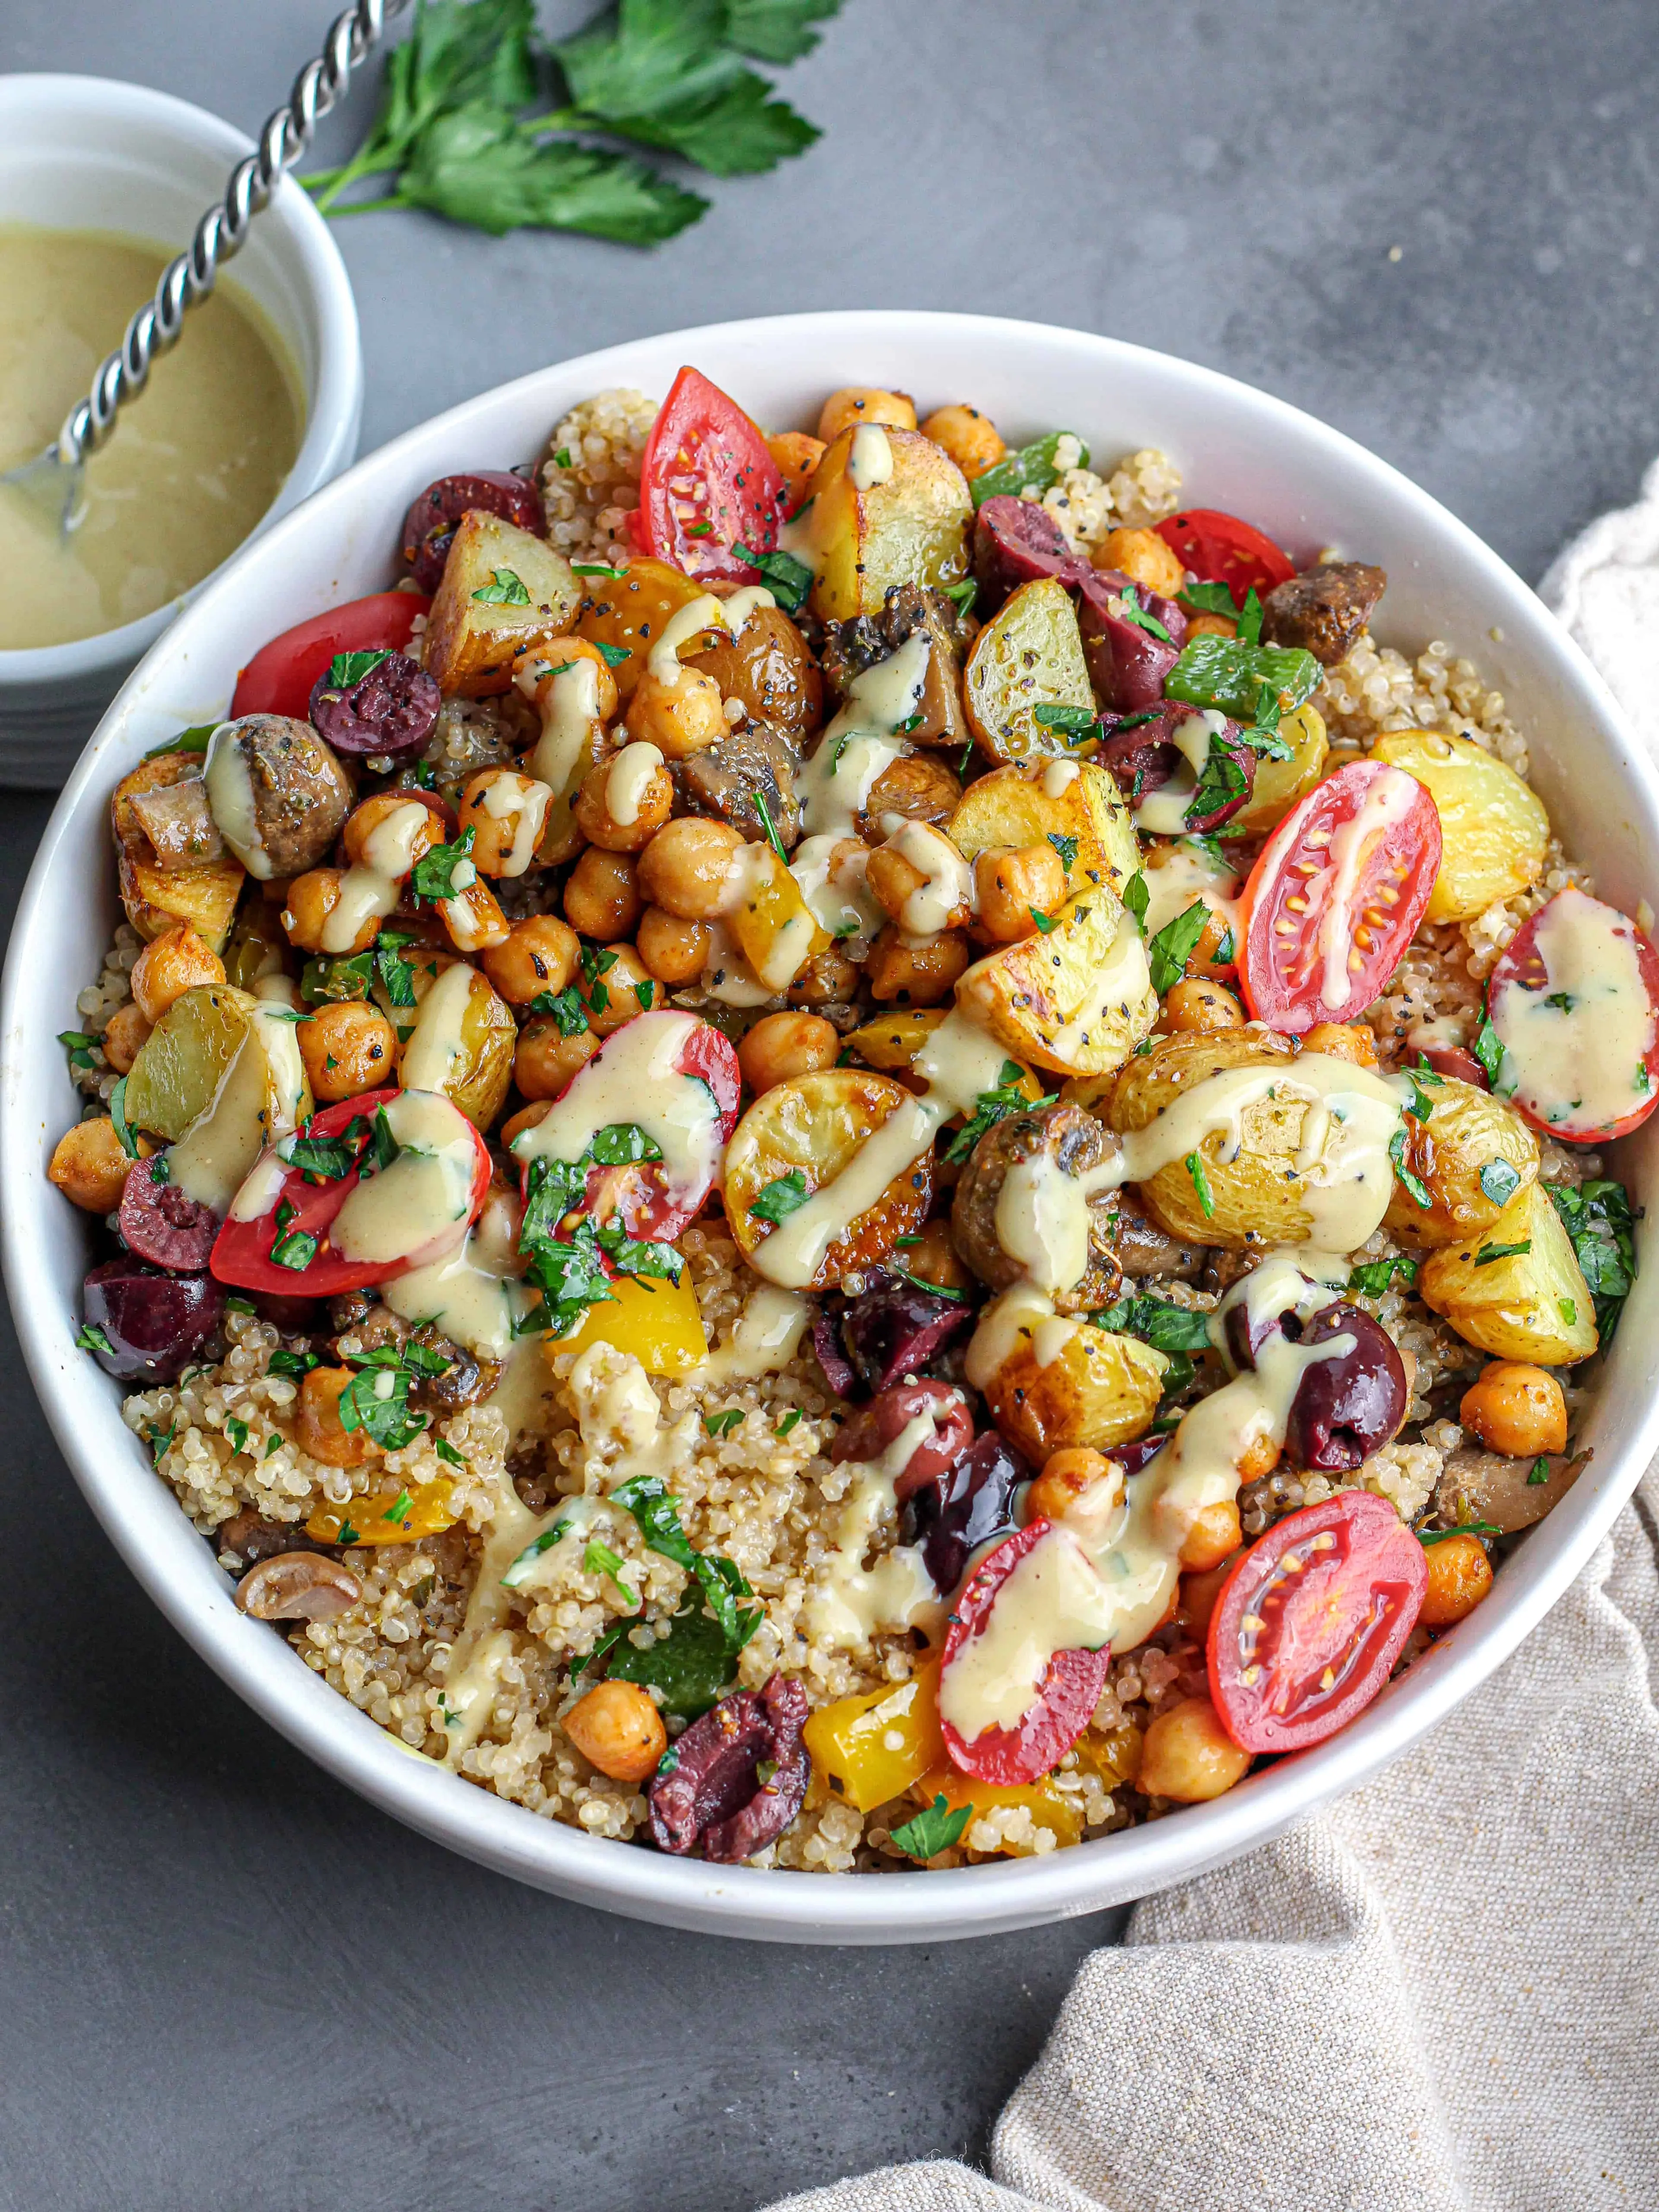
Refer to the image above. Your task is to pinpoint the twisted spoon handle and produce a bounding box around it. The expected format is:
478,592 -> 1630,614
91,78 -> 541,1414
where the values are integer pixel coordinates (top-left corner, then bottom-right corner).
57,0 -> 412,467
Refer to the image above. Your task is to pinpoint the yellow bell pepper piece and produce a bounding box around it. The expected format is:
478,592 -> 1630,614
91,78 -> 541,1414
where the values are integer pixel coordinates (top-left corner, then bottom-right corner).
1074,1721 -> 1144,1788
551,1269 -> 709,1376
804,1656 -> 945,1812
725,842 -> 830,994
912,1762 -> 1084,1856
308,1477 -> 458,1547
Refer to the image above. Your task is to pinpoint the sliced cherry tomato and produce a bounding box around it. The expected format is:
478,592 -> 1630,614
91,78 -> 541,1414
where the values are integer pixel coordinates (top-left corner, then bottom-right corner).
1484,887 -> 1659,1142
1154,507 -> 1296,607
1236,759 -> 1442,1033
1208,1490 -> 1427,1754
229,591 -> 430,721
938,1520 -> 1111,1786
632,366 -> 787,585
210,1089 -> 490,1298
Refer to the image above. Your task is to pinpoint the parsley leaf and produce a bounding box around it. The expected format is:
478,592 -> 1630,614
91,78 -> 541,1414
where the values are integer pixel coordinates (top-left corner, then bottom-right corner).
143,724 -> 218,760
1184,1151 -> 1216,1219
470,565 -> 531,605
1090,1295 -> 1213,1352
584,1537 -> 639,1604
750,1170 -> 812,1225
1473,1016 -> 1506,1089
1185,742 -> 1249,827
703,1409 -> 744,1439
410,826 -> 478,902
1122,871 -> 1150,928
890,1792 -> 973,1860
57,1029 -> 99,1070
1177,580 -> 1239,622
108,1077 -> 140,1160
969,429 -> 1090,510
279,1131 -> 359,1182
1478,1158 -> 1521,1208
1117,583 -> 1172,643
397,102 -> 707,243
337,1341 -> 439,1452
1046,832 -> 1079,872
1030,908 -> 1058,934
1235,587 -> 1264,647
1418,1522 -> 1501,1546
1473,1238 -> 1532,1266
945,576 -> 978,619
327,649 -> 392,689
270,1228 -> 320,1272
610,1471 -> 760,1652
1032,701 -> 1102,747
943,1063 -> 1057,1166
1147,900 -> 1210,994
1389,1126 -> 1432,1210
1347,1254 -> 1419,1297
753,788 -> 788,863
1529,1456 -> 1552,1486
731,541 -> 813,612
1547,1178 -> 1637,1340
76,1323 -> 114,1359
530,984 -> 591,1036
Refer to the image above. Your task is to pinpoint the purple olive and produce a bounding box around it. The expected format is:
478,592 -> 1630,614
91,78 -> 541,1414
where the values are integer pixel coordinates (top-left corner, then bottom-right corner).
1074,567 -> 1188,712
648,1674 -> 809,1862
819,1275 -> 973,1400
902,1428 -> 1030,1595
972,494 -> 1077,605
118,1156 -> 219,1273
401,470 -> 545,592
1222,1269 -> 1333,1370
1099,700 -> 1254,831
1282,1302 -> 1408,1473
830,1380 -> 974,1499
308,649 -> 440,760
1113,1431 -> 1172,1477
82,1259 -> 225,1383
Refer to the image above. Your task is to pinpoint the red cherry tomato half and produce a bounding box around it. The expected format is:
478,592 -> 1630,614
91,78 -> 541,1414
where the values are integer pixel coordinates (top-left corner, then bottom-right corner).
633,366 -> 787,585
1236,759 -> 1442,1033
1154,508 -> 1296,607
1484,887 -> 1659,1142
210,1088 -> 491,1298
229,591 -> 430,721
938,1519 -> 1111,1786
1207,1490 -> 1427,1754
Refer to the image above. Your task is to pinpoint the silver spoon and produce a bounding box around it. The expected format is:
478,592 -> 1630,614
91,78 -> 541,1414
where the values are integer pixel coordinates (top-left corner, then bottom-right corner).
0,0 -> 412,537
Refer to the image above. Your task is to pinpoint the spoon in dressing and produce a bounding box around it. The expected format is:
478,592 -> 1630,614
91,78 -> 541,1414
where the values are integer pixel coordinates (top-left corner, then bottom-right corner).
0,0 -> 411,539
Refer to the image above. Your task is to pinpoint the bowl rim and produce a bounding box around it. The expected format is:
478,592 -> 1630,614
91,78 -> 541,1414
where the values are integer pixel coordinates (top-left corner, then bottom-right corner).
0,70 -> 362,684
7,306 -> 1658,1942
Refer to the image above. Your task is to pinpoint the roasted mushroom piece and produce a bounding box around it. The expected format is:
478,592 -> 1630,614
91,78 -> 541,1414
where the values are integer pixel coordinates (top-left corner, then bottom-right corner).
1432,1446 -> 1590,1535
670,724 -> 804,847
1261,561 -> 1387,666
820,584 -> 973,751
202,714 -> 354,880
952,1102 -> 1124,1312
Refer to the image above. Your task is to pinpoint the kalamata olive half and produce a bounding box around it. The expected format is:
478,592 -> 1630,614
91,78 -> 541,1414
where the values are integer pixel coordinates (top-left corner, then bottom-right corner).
401,470 -> 545,591
82,1259 -> 225,1382
1221,1267 -> 1336,1369
308,649 -> 440,760
1099,701 -> 1254,831
1282,1302 -> 1408,1473
648,1674 -> 809,1862
118,1155 -> 219,1273
1074,567 -> 1187,713
830,1379 -> 974,1499
1415,1043 -> 1488,1089
819,1275 -> 973,1399
972,494 -> 1078,607
902,1428 -> 1030,1595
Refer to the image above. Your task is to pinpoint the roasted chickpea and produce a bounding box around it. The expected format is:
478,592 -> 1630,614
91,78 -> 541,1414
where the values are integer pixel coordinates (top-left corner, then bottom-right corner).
573,748 -> 673,853
296,1367 -> 382,1468
918,403 -> 1005,483
482,915 -> 581,1006
282,869 -> 378,956
1179,1497 -> 1243,1571
501,1098 -> 553,1148
437,875 -> 512,955
1420,1531 -> 1494,1628
1095,525 -> 1186,598
457,769 -> 555,877
299,1001 -> 397,1103
1301,1021 -> 1380,1068
341,790 -> 442,875
624,666 -> 726,759
564,847 -> 644,941
738,1011 -> 839,1096
817,386 -> 917,442
973,844 -> 1067,943
865,925 -> 971,1005
788,944 -> 861,1007
130,923 -> 226,1025
1184,611 -> 1237,641
637,906 -> 711,986
1138,1696 -> 1252,1802
1027,1447 -> 1122,1525
900,1217 -> 975,1297
1161,977 -> 1245,1034
1177,1555 -> 1239,1639
765,430 -> 826,500
101,1001 -> 152,1075
514,1020 -> 599,1102
585,944 -> 654,1036
637,818 -> 745,922
1236,1433 -> 1281,1483
518,634 -> 620,726
1459,1362 -> 1568,1457
562,1678 -> 667,1783
48,1117 -> 134,1214
865,844 -> 932,929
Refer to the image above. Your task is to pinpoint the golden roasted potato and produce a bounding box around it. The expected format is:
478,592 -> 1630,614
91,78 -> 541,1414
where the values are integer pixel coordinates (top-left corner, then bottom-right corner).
111,756 -> 245,952
395,959 -> 516,1132
807,426 -> 973,621
977,1309 -> 1167,1461
1230,702 -> 1329,835
722,1069 -> 932,1290
947,758 -> 1141,903
572,556 -> 720,699
423,512 -> 581,696
956,883 -> 1157,1077
963,578 -> 1096,766
124,984 -> 302,1141
725,844 -> 831,995
1369,730 -> 1549,923
1383,1077 -> 1540,1246
1417,1182 -> 1598,1364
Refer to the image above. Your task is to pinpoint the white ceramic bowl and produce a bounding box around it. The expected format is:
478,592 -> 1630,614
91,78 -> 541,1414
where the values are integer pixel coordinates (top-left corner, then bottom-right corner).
0,73 -> 363,785
6,311 -> 1657,1943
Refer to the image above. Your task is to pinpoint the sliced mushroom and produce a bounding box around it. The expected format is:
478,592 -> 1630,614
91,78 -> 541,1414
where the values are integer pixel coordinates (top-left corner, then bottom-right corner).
203,715 -> 355,880
1432,1446 -> 1590,1535
235,1552 -> 363,1622
124,775 -> 226,869
952,1101 -> 1123,1313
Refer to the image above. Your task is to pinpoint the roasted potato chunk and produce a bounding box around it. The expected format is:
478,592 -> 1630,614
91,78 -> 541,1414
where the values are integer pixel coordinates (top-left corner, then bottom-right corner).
1230,702 -> 1329,835
423,512 -> 581,696
956,883 -> 1156,1078
977,1305 -> 1166,1461
124,985 -> 310,1209
1383,1077 -> 1540,1246
1369,730 -> 1550,924
963,578 -> 1096,766
725,843 -> 831,994
947,758 -> 1140,903
572,556 -> 720,699
1417,1182 -> 1599,1364
112,756 -> 245,952
807,426 -> 973,622
392,958 -> 515,1132
722,1069 -> 932,1290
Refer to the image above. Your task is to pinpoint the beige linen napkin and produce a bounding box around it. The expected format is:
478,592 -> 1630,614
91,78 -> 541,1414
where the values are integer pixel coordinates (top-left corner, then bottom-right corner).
763,511 -> 1659,2212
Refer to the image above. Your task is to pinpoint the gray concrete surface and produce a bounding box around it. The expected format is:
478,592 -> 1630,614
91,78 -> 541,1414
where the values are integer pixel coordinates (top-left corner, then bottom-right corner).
0,2 -> 1655,2206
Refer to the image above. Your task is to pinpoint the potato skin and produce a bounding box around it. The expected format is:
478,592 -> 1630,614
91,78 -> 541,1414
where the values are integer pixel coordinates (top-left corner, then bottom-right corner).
1382,1078 -> 1539,1246
947,759 -> 1140,904
963,578 -> 1095,766
685,604 -> 823,742
1417,1182 -> 1599,1364
979,1317 -> 1166,1462
808,426 -> 972,622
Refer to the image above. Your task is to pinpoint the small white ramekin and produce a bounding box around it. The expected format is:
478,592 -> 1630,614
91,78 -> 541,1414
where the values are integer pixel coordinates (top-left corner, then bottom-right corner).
0,73 -> 362,786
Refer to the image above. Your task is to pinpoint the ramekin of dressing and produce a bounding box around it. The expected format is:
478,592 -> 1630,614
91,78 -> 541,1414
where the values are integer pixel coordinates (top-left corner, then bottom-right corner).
0,75 -> 362,786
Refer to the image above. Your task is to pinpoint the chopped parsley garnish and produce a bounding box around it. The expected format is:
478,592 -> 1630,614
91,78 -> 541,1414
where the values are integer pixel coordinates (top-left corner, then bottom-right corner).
754,787 -> 789,862
270,1228 -> 320,1272
1116,582 -> 1172,643
335,1339 -> 448,1452
969,429 -> 1090,510
529,984 -> 591,1036
326,648 -> 391,689
1147,900 -> 1211,994
1184,1151 -> 1216,1219
750,1170 -> 811,1225
280,1131 -> 359,1182
268,1348 -> 320,1377
584,1538 -> 639,1604
889,1792 -> 973,1860
264,1435 -> 282,1459
593,639 -> 631,668
1473,1016 -> 1506,1089
387,1487 -> 415,1528
1417,1522 -> 1501,1546
142,723 -> 217,760
501,1520 -> 571,1589
1122,870 -> 1150,928
703,1408 -> 744,1439
1478,1158 -> 1521,1208
571,562 -> 627,578
410,826 -> 478,902
1389,1127 -> 1432,1211
435,1437 -> 466,1468
1046,832 -> 1079,871
553,447 -> 573,468
470,567 -> 531,605
1030,908 -> 1058,934
76,1323 -> 114,1357
226,1417 -> 250,1455
579,940 -> 620,1014
1177,580 -> 1239,622
1528,1457 -> 1552,1486
943,1061 -> 1056,1165
1033,702 -> 1102,746
1472,1239 -> 1532,1266
1347,1254 -> 1419,1297
731,541 -> 813,613
148,1423 -> 176,1462
1235,587 -> 1264,647
945,576 -> 978,618
1547,1178 -> 1637,1341
1404,1069 -> 1438,1122
775,1409 -> 802,1439
515,1122 -> 680,1334
1185,742 -> 1249,827
336,1522 -> 361,1548
108,1077 -> 140,1160
610,1472 -> 760,1652
1090,1295 -> 1212,1352
58,1029 -> 99,1070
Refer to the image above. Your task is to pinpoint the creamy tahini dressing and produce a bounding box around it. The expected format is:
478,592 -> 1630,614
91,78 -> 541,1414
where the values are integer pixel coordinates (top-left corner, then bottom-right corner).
202,728 -> 270,877
399,960 -> 478,1096
382,1181 -> 531,1359
1313,765 -> 1421,1008
479,772 -> 553,875
697,1284 -> 814,1382
993,1149 -> 1119,1300
330,1089 -> 477,1265
604,742 -> 664,827
881,819 -> 976,935
169,1003 -> 307,1212
798,631 -> 931,837
847,423 -> 895,492
721,843 -> 822,992
509,1009 -> 726,1201
1488,886 -> 1656,1135
645,585 -> 775,690
524,654 -> 603,795
790,833 -> 884,939
807,1403 -> 957,1648
1141,838 -> 1241,943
